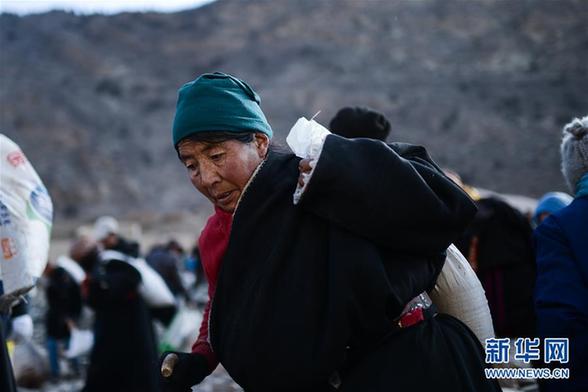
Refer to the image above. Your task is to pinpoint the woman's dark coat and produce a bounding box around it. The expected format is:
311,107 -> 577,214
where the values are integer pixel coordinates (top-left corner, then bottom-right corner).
210,135 -> 499,391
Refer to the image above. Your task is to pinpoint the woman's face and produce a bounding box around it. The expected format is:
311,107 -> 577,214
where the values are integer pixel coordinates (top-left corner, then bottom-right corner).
178,133 -> 269,213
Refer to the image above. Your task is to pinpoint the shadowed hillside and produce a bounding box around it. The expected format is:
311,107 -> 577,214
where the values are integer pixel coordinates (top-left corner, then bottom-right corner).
1,0 -> 587,220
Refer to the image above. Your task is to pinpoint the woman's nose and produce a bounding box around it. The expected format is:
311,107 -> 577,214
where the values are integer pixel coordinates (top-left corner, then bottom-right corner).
197,165 -> 221,187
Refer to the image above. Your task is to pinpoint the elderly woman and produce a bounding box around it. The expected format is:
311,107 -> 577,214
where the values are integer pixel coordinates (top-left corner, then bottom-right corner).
161,72 -> 499,392
534,116 -> 588,392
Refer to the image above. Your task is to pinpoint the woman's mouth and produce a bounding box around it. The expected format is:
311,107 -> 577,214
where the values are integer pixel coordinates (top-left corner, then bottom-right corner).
215,191 -> 234,205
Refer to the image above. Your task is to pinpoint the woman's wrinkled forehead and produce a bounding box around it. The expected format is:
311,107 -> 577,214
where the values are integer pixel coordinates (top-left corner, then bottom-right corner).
177,138 -> 215,150
176,131 -> 256,161
177,139 -> 219,161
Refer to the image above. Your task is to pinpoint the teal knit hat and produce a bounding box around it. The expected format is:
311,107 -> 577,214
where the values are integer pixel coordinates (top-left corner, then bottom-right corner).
172,72 -> 273,146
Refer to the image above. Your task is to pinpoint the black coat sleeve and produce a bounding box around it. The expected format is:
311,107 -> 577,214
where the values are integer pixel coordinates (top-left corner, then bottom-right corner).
298,135 -> 476,255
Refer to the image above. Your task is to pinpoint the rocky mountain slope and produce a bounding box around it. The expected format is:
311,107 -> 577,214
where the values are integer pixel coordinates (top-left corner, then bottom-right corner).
1,0 -> 587,220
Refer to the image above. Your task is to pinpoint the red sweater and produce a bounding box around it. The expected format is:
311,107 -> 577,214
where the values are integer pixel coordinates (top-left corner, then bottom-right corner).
191,207 -> 233,371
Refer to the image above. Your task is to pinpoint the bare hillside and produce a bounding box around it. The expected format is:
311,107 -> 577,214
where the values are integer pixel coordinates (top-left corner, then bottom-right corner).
1,0 -> 587,220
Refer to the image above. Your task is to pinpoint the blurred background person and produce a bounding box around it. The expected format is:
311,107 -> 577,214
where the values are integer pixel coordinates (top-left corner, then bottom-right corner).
454,195 -> 537,339
534,115 -> 588,392
440,168 -> 537,341
71,236 -> 162,392
44,253 -> 85,380
93,216 -> 140,258
532,191 -> 573,228
146,240 -> 188,302
329,106 -> 391,140
184,245 -> 205,287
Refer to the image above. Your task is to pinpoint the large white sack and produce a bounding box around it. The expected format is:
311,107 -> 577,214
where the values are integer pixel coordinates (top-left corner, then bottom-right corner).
130,257 -> 176,307
100,250 -> 176,307
0,134 -> 53,297
55,255 -> 87,285
430,244 -> 495,344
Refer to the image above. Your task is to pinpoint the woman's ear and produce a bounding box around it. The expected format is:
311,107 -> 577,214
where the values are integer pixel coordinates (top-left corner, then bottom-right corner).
254,133 -> 270,158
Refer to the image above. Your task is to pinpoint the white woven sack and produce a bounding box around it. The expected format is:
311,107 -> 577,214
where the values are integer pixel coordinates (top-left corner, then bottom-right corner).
430,244 -> 495,343
129,257 -> 176,307
0,134 -> 53,296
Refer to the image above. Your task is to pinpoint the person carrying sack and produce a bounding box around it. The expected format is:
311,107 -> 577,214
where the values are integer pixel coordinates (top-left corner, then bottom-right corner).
159,73 -> 500,392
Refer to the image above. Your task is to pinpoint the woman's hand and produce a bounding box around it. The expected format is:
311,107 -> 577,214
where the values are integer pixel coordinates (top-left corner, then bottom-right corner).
159,351 -> 209,392
298,159 -> 313,187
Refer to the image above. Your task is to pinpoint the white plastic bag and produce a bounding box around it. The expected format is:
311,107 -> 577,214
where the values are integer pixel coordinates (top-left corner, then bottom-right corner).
0,134 -> 53,297
286,117 -> 330,159
160,306 -> 202,352
430,244 -> 495,343
287,117 -> 331,204
64,327 -> 94,359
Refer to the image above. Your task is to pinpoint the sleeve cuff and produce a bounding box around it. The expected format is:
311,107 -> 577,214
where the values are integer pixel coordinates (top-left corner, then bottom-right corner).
293,134 -> 327,205
191,341 -> 219,372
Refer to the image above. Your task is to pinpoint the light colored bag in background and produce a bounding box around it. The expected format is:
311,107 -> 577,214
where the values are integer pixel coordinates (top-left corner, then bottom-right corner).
160,306 -> 202,353
64,327 -> 94,359
430,244 -> 495,344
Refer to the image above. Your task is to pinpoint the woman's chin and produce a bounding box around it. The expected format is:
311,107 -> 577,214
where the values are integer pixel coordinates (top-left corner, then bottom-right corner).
216,204 -> 235,213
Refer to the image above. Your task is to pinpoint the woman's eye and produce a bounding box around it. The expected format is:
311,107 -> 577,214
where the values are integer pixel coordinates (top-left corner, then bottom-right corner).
210,153 -> 224,161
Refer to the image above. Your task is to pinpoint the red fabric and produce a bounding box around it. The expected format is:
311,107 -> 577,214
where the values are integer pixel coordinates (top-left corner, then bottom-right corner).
398,307 -> 424,328
191,207 -> 233,371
